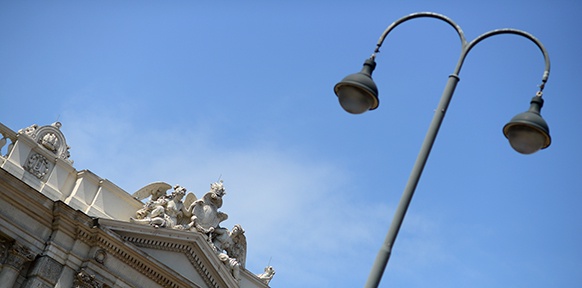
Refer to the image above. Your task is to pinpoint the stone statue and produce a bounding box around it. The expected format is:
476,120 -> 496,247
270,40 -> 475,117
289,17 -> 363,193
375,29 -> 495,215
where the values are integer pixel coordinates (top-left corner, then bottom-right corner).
217,252 -> 241,282
130,184 -> 192,229
18,124 -> 38,137
132,182 -> 172,220
213,224 -> 247,268
162,185 -> 190,228
257,266 -> 275,285
41,132 -> 59,152
186,180 -> 228,234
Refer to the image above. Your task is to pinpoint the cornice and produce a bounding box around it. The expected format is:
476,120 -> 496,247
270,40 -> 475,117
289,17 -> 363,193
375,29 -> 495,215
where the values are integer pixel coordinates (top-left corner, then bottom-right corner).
122,234 -> 217,288
77,226 -> 192,288
76,219 -> 237,288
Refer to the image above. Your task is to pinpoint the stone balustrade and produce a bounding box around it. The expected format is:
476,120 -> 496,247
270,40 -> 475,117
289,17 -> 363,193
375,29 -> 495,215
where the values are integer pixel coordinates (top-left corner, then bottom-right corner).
0,122 -> 142,221
0,122 -> 17,163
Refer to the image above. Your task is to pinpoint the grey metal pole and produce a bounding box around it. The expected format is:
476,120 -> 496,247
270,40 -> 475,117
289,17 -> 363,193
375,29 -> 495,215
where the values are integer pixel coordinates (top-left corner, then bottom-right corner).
361,12 -> 551,288
364,74 -> 460,288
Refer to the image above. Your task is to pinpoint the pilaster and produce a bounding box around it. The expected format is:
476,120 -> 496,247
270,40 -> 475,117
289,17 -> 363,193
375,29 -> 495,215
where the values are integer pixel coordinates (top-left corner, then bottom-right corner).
0,243 -> 36,287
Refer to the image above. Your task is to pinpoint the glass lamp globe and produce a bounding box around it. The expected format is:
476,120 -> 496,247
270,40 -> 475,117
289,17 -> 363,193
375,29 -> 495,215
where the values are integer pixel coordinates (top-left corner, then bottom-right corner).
503,96 -> 551,154
334,58 -> 379,114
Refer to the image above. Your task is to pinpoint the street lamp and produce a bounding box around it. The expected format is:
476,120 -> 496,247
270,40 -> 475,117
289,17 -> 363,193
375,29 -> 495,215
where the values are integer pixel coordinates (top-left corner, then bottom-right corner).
333,12 -> 552,288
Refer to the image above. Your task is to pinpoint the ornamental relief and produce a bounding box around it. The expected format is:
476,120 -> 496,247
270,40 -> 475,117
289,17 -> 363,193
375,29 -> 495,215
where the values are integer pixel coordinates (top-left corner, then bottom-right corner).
73,269 -> 103,288
18,122 -> 73,164
25,153 -> 50,180
41,132 -> 59,152
94,249 -> 107,264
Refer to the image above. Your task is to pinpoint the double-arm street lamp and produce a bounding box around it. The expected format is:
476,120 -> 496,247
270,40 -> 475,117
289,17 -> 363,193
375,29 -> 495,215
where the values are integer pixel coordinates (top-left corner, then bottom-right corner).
333,12 -> 552,288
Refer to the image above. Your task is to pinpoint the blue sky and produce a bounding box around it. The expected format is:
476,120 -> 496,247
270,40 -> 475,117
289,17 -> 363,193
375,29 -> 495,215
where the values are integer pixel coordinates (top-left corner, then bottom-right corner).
1,1 -> 581,287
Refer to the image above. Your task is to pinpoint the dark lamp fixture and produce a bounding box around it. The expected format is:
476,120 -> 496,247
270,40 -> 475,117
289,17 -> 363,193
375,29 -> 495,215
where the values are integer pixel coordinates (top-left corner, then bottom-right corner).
503,95 -> 551,154
334,58 -> 379,114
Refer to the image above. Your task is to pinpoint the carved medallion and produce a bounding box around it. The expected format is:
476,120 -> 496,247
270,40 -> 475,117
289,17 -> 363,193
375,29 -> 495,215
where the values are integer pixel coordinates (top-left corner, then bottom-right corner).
25,153 -> 50,179
94,249 -> 107,264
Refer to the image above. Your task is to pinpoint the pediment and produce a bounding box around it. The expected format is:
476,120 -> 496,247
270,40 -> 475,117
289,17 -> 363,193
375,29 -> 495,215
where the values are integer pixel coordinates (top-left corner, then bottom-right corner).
96,218 -> 239,288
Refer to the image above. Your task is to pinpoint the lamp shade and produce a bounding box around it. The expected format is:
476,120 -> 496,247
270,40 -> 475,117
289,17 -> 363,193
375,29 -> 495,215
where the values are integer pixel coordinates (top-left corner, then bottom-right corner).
503,96 -> 551,154
334,58 -> 379,114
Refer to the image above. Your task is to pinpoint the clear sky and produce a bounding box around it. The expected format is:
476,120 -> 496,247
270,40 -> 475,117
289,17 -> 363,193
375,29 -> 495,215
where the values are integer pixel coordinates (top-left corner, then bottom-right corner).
1,1 -> 581,287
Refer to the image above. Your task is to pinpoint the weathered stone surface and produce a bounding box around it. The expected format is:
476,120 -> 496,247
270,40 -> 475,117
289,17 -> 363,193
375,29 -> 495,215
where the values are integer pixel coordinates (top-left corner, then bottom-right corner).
26,256 -> 63,285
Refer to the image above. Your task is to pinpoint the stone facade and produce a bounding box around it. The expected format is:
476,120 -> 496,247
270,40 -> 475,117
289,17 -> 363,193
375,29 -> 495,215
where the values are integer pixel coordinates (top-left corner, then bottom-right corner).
0,122 -> 273,288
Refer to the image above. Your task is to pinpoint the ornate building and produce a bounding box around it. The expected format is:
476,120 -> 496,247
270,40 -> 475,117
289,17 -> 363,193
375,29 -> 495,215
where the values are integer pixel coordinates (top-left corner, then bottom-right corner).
0,121 -> 275,288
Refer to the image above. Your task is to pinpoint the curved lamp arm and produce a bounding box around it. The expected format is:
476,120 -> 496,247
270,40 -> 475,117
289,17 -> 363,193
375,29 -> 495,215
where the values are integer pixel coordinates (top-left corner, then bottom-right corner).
461,28 -> 551,92
372,12 -> 551,93
372,12 -> 468,59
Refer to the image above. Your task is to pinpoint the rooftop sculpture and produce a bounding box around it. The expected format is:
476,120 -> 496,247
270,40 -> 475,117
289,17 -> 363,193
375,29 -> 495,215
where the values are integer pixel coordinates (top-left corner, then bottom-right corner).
130,180 -> 263,283
18,122 -> 72,163
257,266 -> 276,285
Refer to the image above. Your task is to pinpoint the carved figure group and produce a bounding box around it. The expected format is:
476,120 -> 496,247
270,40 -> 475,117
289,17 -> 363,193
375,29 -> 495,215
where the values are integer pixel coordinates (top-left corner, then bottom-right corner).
131,183 -> 189,229
130,180 -> 252,283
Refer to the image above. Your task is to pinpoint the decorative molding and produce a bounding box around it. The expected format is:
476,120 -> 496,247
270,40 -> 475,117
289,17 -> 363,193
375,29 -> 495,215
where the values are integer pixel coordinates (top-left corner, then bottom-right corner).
122,235 -> 219,288
76,228 -> 201,288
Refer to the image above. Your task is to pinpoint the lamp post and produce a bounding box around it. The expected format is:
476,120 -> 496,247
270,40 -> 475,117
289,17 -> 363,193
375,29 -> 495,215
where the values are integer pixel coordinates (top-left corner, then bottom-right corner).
333,12 -> 552,288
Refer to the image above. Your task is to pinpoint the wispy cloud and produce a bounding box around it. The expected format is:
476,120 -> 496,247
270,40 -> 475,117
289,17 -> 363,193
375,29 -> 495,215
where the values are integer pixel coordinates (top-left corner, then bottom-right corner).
58,99 -> 447,287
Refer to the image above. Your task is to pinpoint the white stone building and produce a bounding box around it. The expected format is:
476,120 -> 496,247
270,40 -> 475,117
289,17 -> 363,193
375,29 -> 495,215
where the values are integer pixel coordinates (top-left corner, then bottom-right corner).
0,121 -> 275,288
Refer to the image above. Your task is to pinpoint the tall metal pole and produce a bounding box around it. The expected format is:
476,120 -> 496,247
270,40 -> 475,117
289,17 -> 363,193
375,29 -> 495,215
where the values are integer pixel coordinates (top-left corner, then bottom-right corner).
362,12 -> 551,288
364,74 -> 459,288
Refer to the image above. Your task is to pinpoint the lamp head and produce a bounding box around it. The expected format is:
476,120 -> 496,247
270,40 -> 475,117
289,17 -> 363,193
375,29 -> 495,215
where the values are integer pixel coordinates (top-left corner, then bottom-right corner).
334,58 -> 379,114
503,95 -> 551,154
